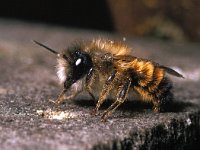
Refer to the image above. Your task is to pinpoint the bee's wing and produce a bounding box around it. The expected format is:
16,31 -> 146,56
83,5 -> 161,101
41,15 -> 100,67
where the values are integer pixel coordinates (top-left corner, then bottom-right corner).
114,55 -> 184,78
160,66 -> 184,78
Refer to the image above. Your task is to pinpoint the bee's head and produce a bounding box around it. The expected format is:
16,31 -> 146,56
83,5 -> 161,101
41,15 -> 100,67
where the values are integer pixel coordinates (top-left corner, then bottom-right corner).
33,40 -> 93,89
60,46 -> 93,89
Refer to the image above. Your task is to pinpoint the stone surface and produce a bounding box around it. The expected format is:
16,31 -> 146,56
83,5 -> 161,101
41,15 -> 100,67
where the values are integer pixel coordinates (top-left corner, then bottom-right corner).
0,19 -> 200,150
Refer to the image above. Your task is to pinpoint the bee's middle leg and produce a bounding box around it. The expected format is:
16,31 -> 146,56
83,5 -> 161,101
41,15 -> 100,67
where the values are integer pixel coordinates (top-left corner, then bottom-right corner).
91,70 -> 117,115
101,78 -> 131,121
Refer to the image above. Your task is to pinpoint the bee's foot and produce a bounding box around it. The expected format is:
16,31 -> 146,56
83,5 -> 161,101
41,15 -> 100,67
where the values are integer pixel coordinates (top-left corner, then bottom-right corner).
90,109 -> 98,116
48,99 -> 62,105
101,114 -> 108,122
153,106 -> 160,113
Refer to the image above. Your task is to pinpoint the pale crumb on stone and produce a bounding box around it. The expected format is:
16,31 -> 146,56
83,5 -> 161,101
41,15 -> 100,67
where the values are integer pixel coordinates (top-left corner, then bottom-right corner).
186,118 -> 192,126
36,110 -> 44,115
0,88 -> 7,94
0,87 -> 14,95
36,109 -> 78,120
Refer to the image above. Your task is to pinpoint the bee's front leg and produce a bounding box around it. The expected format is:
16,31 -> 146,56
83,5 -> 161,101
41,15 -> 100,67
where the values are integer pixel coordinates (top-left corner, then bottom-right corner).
50,80 -> 84,105
85,68 -> 97,101
49,88 -> 67,104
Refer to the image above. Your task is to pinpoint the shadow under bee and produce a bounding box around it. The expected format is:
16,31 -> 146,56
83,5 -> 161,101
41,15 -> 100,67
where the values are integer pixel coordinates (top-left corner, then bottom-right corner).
73,98 -> 196,113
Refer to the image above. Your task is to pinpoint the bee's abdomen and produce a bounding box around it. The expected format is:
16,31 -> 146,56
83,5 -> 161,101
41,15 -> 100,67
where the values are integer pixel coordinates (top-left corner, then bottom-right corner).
129,60 -> 173,109
144,66 -> 173,105
129,60 -> 163,89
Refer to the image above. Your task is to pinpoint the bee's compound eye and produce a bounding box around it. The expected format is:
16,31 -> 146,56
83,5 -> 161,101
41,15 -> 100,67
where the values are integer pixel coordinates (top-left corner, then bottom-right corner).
75,58 -> 82,66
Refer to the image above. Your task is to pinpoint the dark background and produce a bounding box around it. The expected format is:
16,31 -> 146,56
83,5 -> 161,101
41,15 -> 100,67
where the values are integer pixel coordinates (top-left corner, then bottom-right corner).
0,0 -> 200,42
0,0 -> 113,31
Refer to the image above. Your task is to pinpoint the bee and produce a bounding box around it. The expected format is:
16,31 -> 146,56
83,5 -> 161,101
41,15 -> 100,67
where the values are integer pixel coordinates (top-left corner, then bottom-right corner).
33,39 -> 183,121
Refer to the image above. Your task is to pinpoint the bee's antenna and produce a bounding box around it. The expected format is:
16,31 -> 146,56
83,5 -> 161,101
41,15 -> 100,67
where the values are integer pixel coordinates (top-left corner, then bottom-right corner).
32,40 -> 60,57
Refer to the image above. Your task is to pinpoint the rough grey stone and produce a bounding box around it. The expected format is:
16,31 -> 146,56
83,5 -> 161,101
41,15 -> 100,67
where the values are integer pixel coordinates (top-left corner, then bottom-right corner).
0,19 -> 200,150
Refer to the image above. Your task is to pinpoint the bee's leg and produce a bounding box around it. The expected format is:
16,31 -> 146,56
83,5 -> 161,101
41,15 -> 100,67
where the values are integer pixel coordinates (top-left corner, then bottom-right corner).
49,88 -> 67,104
152,77 -> 173,112
153,92 -> 173,112
50,80 -> 83,104
50,88 -> 82,105
152,99 -> 161,112
85,68 -> 96,101
91,70 -> 117,115
101,78 -> 131,122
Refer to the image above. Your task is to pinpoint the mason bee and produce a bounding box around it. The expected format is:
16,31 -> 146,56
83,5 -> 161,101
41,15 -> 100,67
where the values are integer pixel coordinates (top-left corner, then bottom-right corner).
33,39 -> 183,121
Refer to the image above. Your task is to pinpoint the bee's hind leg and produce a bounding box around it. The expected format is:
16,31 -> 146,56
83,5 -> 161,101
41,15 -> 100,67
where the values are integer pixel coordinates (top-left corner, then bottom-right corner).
101,78 -> 131,122
152,99 -> 161,112
152,77 -> 174,112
